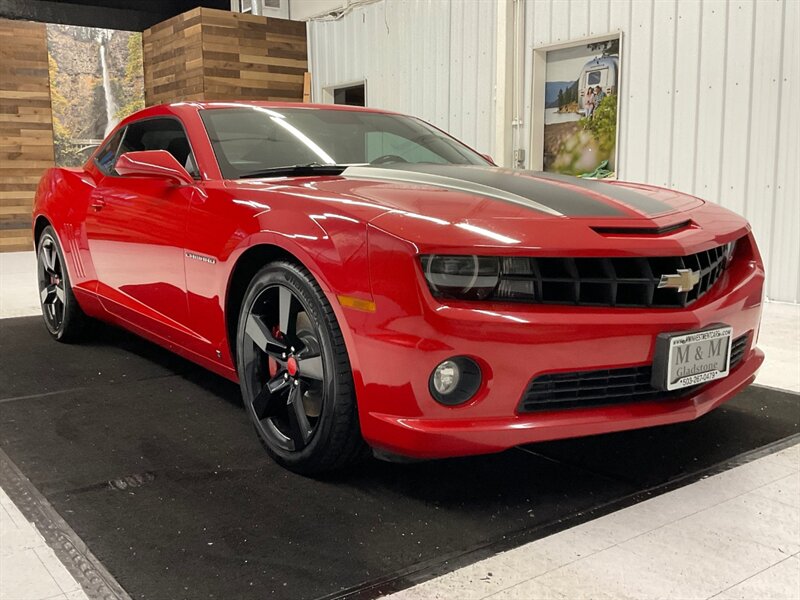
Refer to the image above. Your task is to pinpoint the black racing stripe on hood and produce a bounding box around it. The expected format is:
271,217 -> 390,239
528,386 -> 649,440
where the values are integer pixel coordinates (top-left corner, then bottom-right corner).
356,164 -> 627,216
531,171 -> 673,216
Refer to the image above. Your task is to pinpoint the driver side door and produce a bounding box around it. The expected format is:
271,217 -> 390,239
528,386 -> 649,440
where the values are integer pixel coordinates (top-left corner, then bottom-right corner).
85,117 -> 200,343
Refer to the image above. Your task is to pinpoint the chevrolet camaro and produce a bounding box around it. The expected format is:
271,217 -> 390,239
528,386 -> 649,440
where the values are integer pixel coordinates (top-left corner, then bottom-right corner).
32,102 -> 765,474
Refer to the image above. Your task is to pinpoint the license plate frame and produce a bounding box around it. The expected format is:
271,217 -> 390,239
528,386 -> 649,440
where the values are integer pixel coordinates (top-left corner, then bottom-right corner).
651,325 -> 733,392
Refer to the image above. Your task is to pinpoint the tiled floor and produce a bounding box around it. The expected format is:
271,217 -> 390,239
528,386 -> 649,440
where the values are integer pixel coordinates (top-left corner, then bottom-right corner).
0,488 -> 89,600
0,252 -> 38,319
386,445 -> 800,600
758,301 -> 800,393
1,249 -> 799,600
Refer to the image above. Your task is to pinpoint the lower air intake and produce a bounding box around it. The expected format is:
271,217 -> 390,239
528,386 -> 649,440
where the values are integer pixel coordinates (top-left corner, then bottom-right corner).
517,333 -> 750,413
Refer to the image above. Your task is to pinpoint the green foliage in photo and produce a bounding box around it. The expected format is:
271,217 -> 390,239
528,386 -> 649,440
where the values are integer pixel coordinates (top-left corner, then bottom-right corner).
49,56 -> 85,167
116,32 -> 144,120
580,93 -> 617,156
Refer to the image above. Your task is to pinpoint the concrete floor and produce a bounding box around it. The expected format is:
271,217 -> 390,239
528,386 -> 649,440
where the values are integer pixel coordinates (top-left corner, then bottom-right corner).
1,250 -> 798,600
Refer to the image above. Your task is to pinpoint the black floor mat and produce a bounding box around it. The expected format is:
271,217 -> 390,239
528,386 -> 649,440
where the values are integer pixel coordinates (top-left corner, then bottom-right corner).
1,316 -> 797,600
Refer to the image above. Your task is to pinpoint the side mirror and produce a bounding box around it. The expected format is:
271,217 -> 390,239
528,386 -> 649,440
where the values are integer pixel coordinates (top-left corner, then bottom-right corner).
115,150 -> 194,186
481,153 -> 496,166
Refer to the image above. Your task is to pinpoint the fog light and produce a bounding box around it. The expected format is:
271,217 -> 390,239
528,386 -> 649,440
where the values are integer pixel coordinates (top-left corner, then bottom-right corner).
429,356 -> 482,406
433,360 -> 460,395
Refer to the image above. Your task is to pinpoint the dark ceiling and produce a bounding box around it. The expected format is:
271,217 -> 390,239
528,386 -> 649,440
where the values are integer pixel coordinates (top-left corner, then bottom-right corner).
0,0 -> 231,31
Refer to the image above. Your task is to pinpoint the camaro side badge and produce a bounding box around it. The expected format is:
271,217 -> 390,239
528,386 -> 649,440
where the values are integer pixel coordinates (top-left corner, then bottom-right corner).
186,251 -> 216,264
658,268 -> 700,292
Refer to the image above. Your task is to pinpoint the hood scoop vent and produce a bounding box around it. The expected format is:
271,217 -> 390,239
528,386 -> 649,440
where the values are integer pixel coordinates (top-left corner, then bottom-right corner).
591,220 -> 692,236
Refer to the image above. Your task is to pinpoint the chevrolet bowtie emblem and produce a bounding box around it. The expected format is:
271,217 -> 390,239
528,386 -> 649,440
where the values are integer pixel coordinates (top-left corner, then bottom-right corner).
658,268 -> 700,293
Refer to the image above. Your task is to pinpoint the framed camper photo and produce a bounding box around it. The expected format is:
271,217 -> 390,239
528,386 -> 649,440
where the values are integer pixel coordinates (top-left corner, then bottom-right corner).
530,32 -> 622,179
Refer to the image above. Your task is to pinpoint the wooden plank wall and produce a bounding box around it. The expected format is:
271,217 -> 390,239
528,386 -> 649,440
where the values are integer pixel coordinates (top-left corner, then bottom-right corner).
143,8 -> 205,105
143,8 -> 307,106
0,18 -> 55,253
201,9 -> 307,101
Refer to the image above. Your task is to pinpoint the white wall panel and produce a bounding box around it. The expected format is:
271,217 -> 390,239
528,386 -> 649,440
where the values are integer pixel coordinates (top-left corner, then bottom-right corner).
668,0 -> 701,194
747,0 -> 785,295
606,0 -> 631,180
620,0 -> 654,179
288,0 -> 343,21
568,0 -> 590,39
769,0 -> 799,303
522,0 -> 798,302
307,0 -> 495,154
550,0 -> 570,42
476,0 -> 495,153
691,1 -> 727,206
718,1 -> 755,217
589,0 -> 612,37
647,0 -> 677,187
308,0 -> 799,302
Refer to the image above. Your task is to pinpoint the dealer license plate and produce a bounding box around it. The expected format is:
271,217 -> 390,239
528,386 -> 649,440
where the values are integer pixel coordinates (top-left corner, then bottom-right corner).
651,325 -> 733,391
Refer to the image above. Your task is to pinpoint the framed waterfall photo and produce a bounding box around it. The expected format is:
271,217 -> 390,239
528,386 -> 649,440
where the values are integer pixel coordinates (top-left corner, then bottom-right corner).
46,24 -> 144,167
530,32 -> 622,179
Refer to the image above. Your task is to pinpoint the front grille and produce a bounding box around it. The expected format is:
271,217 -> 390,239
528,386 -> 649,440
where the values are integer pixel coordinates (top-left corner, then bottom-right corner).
493,242 -> 735,308
518,333 -> 750,413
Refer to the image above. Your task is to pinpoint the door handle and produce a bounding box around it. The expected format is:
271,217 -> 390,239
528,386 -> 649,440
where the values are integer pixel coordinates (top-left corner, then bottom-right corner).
90,194 -> 106,211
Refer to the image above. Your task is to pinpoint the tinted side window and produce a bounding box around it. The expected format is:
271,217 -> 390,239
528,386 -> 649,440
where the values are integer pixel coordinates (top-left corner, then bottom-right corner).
117,118 -> 199,178
94,128 -> 125,174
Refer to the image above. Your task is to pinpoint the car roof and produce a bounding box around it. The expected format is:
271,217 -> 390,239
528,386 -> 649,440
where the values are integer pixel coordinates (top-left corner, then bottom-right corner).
134,100 -> 395,119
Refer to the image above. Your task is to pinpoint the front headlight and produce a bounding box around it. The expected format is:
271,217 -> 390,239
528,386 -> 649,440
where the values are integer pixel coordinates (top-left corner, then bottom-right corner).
420,255 -> 499,300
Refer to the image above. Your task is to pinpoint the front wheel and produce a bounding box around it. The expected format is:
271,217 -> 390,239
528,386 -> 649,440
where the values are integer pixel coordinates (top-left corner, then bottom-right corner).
37,226 -> 88,342
236,261 -> 367,476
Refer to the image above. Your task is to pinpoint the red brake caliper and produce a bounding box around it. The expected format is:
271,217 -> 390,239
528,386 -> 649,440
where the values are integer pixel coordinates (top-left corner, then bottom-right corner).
267,326 -> 284,377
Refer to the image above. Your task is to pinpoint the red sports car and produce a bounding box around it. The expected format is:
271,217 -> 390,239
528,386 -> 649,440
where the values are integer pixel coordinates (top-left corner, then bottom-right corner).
32,102 -> 765,474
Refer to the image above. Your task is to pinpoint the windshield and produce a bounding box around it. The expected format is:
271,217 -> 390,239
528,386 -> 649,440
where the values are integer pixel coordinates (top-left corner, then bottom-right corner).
199,106 -> 489,179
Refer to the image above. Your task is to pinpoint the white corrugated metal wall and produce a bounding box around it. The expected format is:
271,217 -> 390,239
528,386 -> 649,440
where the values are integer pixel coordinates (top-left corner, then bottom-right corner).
307,0 -> 497,157
521,0 -> 799,304
307,0 -> 799,303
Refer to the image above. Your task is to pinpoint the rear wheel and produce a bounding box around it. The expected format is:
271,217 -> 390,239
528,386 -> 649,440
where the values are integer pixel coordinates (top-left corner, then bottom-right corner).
236,261 -> 367,475
37,226 -> 88,342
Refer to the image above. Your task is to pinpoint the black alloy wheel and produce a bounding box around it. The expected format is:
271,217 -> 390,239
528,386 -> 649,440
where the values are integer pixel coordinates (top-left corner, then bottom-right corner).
37,226 -> 87,342
242,283 -> 324,452
236,261 -> 367,475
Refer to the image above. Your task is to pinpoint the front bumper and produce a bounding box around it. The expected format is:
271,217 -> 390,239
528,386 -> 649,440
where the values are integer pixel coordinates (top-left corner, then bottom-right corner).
344,233 -> 765,459
363,348 -> 763,458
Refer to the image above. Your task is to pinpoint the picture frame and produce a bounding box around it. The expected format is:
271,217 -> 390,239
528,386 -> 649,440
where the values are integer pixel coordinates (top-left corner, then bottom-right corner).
530,31 -> 623,179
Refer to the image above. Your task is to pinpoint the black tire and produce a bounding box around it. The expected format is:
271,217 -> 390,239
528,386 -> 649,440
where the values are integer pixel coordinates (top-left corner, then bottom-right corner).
236,260 -> 368,476
36,226 -> 88,343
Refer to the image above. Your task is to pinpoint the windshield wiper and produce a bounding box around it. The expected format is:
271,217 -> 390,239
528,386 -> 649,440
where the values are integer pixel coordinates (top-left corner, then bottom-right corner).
239,163 -> 355,179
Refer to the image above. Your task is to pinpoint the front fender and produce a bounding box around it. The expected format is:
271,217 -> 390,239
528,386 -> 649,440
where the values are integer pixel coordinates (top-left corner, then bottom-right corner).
246,207 -> 373,301
187,204 -> 375,380
241,210 -> 375,379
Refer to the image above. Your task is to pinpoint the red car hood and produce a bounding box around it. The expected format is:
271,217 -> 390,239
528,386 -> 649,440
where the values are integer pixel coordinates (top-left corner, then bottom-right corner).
228,165 -> 747,254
